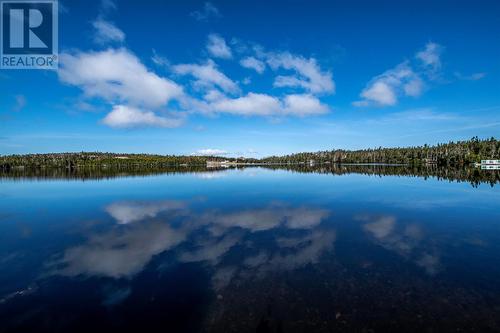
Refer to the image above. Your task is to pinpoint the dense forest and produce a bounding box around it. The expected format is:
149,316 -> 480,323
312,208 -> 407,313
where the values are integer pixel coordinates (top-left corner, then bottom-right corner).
261,137 -> 500,166
0,152 -> 258,169
0,137 -> 499,169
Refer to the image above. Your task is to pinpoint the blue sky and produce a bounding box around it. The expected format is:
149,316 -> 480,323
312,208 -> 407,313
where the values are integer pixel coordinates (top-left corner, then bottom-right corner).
1,0 -> 499,157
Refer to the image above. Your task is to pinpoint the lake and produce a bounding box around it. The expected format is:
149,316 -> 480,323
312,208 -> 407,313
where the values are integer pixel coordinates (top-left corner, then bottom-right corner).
1,165 -> 500,332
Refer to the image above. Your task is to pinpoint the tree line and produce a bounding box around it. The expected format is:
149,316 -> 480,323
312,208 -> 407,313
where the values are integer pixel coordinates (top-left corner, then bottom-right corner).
0,137 -> 499,169
0,152 -> 258,169
261,137 -> 500,166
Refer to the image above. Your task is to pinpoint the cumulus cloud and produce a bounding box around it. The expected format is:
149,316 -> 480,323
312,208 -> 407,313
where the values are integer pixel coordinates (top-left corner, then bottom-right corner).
59,48 -> 183,109
58,34 -> 335,127
101,105 -> 184,128
92,19 -> 125,44
353,63 -> 424,107
266,52 -> 335,94
206,34 -> 232,59
240,56 -> 265,74
209,93 -> 329,117
193,148 -> 228,156
173,59 -> 239,94
354,42 -> 444,107
190,2 -> 221,22
210,93 -> 281,116
282,94 -> 329,116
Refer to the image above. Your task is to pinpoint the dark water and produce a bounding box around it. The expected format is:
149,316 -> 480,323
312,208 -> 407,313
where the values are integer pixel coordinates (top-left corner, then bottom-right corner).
1,166 -> 500,332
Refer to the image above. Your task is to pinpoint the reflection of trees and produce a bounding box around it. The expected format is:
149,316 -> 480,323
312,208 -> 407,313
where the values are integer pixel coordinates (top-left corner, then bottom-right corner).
263,164 -> 500,187
2,164 -> 499,187
0,165 -> 229,181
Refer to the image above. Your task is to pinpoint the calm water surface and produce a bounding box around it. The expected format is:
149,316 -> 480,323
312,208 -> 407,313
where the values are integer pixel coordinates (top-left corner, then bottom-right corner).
1,167 -> 500,332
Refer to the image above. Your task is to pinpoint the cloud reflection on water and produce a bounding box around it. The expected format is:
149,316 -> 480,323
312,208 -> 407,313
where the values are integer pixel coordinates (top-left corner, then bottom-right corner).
357,214 -> 441,275
52,200 -> 333,283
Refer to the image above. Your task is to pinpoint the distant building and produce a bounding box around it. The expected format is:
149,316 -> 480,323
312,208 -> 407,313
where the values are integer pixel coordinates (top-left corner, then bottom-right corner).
206,160 -> 232,168
481,164 -> 500,170
481,160 -> 500,165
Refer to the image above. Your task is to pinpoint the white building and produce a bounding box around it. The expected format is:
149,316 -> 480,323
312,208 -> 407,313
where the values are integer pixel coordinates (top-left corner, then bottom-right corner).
481,160 -> 500,165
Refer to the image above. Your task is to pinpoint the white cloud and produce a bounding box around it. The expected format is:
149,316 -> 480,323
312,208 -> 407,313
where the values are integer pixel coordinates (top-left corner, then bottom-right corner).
206,34 -> 232,59
59,48 -> 183,109
193,148 -> 228,156
354,42 -> 446,107
403,76 -> 424,97
266,52 -> 335,94
209,92 -> 329,117
58,36 -> 334,126
357,81 -> 396,106
282,94 -> 329,116
354,63 -> 423,107
203,89 -> 226,102
102,105 -> 184,128
211,93 -> 281,116
172,59 -> 239,94
416,42 -> 443,73
240,56 -> 265,74
92,19 -> 125,44
190,2 -> 221,22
